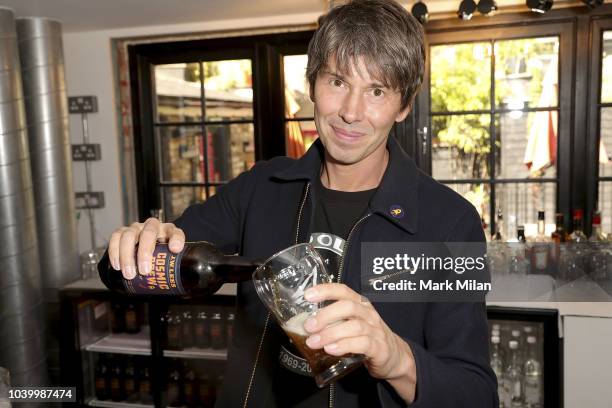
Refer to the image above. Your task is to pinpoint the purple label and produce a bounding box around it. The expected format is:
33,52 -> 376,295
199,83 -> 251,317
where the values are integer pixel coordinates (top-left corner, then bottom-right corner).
123,244 -> 186,295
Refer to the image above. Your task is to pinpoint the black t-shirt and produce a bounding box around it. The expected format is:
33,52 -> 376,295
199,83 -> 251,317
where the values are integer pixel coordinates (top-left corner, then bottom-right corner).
271,177 -> 377,407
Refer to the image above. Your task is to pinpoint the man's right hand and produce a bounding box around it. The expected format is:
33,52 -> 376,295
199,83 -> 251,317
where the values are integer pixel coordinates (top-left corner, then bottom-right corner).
108,217 -> 186,280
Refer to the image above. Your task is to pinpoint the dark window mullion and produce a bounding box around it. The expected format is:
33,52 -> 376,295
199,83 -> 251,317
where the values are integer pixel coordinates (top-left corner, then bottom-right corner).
154,119 -> 255,126
284,117 -> 315,122
430,106 -> 560,116
489,40 -> 497,237
200,60 -> 210,199
438,178 -> 557,184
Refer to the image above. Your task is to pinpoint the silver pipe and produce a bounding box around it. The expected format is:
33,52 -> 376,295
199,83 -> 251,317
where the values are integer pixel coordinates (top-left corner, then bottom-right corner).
0,8 -> 47,389
17,17 -> 79,296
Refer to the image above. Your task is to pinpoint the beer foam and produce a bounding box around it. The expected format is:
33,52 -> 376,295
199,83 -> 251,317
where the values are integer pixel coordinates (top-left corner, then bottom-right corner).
282,311 -> 311,337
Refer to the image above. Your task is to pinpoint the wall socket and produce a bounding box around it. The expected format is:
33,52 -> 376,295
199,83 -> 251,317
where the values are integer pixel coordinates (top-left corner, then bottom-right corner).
68,96 -> 98,114
72,144 -> 101,161
75,192 -> 105,209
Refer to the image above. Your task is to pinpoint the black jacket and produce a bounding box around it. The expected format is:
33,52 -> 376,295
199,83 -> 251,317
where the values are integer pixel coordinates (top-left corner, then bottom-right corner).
174,136 -> 498,408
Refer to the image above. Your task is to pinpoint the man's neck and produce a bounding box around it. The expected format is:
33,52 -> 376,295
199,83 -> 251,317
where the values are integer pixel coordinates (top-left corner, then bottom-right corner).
320,148 -> 389,192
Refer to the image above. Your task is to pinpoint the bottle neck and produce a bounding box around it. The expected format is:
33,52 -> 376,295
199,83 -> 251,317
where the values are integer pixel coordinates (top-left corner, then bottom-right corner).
219,256 -> 262,283
573,217 -> 584,232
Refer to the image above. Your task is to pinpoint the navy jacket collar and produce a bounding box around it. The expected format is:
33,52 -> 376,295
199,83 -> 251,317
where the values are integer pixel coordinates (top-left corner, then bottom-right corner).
272,136 -> 419,234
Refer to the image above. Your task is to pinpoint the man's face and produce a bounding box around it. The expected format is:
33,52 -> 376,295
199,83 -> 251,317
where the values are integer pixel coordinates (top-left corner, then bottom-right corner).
311,56 -> 411,166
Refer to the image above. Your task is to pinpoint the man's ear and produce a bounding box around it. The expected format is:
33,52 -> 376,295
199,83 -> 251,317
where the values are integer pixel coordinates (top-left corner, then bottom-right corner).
396,103 -> 412,123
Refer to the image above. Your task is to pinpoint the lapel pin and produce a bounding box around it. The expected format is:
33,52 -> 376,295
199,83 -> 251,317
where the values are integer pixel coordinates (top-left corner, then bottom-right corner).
390,205 -> 404,218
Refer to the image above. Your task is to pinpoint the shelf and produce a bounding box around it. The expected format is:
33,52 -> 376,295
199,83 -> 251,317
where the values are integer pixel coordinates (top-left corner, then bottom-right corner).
163,347 -> 227,360
84,329 -> 151,355
87,399 -> 154,408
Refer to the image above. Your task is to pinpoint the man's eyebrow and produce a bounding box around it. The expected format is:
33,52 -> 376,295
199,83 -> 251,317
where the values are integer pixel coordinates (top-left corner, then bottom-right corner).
322,69 -> 343,79
322,69 -> 389,89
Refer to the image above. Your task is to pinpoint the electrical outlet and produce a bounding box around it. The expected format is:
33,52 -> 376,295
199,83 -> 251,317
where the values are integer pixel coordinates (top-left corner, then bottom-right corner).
75,192 -> 105,209
68,96 -> 98,114
72,144 -> 101,161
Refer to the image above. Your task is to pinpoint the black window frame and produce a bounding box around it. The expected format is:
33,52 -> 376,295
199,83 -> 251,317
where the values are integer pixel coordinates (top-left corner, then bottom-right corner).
587,16 -> 612,229
128,31 -> 315,220
417,11 -> 589,236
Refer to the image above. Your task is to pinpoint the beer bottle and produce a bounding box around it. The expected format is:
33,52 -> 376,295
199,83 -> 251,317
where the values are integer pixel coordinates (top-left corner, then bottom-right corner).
138,361 -> 153,405
94,354 -> 110,400
110,300 -> 125,333
194,310 -> 211,349
183,365 -> 197,406
226,312 -> 235,347
167,310 -> 183,351
109,356 -> 126,402
167,361 -> 183,407
99,241 -> 260,296
210,312 -> 226,350
181,308 -> 195,349
124,302 -> 140,334
124,357 -> 138,402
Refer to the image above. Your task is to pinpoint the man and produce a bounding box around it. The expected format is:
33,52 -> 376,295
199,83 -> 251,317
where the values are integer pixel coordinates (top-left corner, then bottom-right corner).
108,0 -> 498,406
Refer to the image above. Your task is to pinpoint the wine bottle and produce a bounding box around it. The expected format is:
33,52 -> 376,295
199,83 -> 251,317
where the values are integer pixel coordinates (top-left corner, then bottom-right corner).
99,241 -> 260,296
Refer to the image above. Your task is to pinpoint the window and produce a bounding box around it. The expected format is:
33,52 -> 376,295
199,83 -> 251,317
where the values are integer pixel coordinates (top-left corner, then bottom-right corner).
128,31 -> 315,220
419,23 -> 573,238
152,61 -> 255,220
284,54 -> 318,158
594,24 -> 612,232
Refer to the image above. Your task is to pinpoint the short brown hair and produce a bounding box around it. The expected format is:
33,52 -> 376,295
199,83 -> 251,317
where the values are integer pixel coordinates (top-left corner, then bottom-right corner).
306,0 -> 425,110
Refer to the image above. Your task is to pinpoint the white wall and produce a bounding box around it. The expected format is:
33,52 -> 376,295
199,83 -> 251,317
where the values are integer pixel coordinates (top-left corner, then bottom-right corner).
63,12 -> 320,252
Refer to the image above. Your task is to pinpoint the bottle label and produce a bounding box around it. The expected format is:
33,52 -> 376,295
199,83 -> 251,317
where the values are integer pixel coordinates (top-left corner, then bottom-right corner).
123,244 -> 185,295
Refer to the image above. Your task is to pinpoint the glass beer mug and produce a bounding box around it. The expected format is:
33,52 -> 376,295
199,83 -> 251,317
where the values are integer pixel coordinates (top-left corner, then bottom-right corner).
252,243 -> 364,387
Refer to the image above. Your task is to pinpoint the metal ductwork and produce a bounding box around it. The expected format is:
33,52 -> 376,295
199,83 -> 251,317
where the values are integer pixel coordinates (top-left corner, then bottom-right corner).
16,17 -> 78,299
0,7 -> 48,388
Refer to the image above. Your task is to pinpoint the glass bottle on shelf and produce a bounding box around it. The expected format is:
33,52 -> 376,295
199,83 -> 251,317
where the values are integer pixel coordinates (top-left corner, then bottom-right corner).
493,209 -> 505,241
587,211 -> 608,281
167,361 -> 182,407
124,302 -> 140,334
569,209 -> 587,242
167,310 -> 182,351
210,312 -> 226,350
506,340 -> 525,408
109,356 -> 126,402
124,357 -> 138,402
110,300 -> 125,334
551,213 -> 568,243
181,309 -> 195,349
524,335 -> 542,408
94,354 -> 110,401
226,312 -> 235,347
197,372 -> 214,408
139,362 -> 153,405
511,329 -> 523,360
567,209 -> 588,281
490,336 -> 507,408
530,211 -> 550,274
589,211 -> 607,242
509,227 -> 529,276
183,364 -> 197,407
195,310 -> 211,349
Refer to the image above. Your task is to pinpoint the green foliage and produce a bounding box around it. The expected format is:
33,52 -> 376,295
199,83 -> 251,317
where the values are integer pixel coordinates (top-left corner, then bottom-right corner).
430,38 -> 558,181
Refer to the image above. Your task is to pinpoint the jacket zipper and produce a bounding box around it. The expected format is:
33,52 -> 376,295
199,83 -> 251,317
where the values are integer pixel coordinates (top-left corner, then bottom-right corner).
242,182 -> 311,408
329,212 -> 372,408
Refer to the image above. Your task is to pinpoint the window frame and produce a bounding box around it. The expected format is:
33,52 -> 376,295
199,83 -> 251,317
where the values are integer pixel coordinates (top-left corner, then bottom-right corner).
587,17 -> 612,230
416,18 -> 575,236
128,31 -> 315,220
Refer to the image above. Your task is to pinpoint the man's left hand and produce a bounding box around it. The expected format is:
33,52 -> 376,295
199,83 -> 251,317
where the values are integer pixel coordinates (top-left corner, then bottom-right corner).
303,283 -> 417,403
